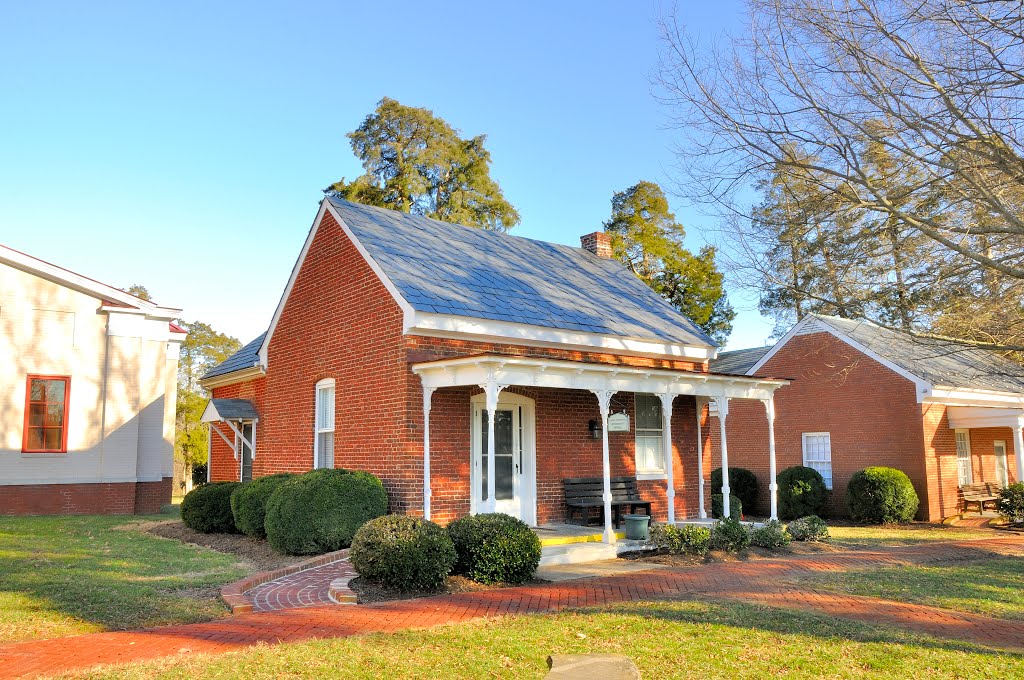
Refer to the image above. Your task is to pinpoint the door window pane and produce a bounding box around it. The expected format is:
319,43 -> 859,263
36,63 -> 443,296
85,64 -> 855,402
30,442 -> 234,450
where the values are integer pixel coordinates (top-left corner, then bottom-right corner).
240,424 -> 254,482
481,410 -> 514,501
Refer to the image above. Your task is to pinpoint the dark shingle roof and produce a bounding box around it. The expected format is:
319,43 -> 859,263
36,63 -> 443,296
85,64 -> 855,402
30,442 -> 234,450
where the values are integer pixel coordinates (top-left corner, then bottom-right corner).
813,316 -> 1024,394
710,346 -> 772,376
203,332 -> 265,380
325,197 -> 716,347
208,398 -> 259,420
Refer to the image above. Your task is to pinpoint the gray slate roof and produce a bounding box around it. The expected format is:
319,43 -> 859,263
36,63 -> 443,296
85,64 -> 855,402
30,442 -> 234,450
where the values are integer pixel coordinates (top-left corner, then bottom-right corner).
710,345 -> 772,376
203,332 -> 265,380
325,197 -> 716,347
209,398 -> 259,421
812,315 -> 1024,394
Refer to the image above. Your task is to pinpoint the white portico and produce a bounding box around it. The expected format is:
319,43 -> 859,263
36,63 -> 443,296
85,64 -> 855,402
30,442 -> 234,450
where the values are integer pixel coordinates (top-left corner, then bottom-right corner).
412,355 -> 788,544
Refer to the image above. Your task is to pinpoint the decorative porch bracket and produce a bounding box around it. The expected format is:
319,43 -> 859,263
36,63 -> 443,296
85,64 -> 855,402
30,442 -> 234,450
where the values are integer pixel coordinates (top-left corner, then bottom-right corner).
763,397 -> 779,520
590,388 -> 617,544
713,396 -> 731,519
208,422 -> 237,459
658,393 -> 676,524
479,369 -> 507,514
422,386 -> 435,520
222,419 -> 255,460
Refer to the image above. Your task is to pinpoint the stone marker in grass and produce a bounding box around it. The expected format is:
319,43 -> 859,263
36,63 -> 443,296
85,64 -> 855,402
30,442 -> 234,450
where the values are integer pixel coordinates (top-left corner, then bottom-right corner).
546,654 -> 640,679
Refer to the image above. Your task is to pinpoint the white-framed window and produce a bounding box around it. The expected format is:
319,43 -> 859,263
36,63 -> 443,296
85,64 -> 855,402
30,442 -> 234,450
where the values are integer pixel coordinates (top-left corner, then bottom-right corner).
955,429 -> 973,486
314,378 -> 335,469
634,393 -> 665,475
995,440 -> 1009,488
802,432 -> 833,489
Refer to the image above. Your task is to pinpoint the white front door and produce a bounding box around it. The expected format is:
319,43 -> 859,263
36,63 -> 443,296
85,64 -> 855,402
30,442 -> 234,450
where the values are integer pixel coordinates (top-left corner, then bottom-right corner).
470,394 -> 536,524
995,440 -> 1009,488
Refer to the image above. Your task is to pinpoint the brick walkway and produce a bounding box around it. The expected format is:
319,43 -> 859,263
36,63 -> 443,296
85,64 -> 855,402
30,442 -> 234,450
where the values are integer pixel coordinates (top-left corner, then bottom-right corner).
2,536 -> 1022,678
247,560 -> 357,612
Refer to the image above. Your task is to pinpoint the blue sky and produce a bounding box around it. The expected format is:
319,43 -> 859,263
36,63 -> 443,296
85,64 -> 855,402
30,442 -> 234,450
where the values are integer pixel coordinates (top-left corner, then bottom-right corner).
0,1 -> 773,350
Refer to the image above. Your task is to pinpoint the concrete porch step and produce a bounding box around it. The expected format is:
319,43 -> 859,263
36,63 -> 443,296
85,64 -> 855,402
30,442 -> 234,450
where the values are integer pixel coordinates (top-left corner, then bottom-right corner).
539,541 -> 618,566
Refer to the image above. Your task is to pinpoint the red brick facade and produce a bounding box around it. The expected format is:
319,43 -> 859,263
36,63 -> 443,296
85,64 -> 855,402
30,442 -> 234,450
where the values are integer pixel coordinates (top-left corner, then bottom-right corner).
707,331 -> 1020,521
0,477 -> 173,516
209,211 -> 712,524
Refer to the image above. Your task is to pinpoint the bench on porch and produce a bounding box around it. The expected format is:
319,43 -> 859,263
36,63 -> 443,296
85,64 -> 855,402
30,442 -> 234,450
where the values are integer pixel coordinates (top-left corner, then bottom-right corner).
563,476 -> 652,528
961,482 -> 1001,514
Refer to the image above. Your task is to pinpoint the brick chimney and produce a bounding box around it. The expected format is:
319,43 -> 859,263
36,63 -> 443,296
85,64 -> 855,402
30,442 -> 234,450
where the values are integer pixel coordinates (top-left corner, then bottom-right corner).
580,231 -> 612,258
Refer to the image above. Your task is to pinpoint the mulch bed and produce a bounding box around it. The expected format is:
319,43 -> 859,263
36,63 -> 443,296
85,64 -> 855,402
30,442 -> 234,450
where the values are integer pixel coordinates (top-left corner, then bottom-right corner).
141,520 -> 305,571
350,575 -> 550,604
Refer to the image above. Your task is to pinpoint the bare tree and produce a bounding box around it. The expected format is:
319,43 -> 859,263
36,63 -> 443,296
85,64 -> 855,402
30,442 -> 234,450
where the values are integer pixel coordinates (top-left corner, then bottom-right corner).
656,0 -> 1024,353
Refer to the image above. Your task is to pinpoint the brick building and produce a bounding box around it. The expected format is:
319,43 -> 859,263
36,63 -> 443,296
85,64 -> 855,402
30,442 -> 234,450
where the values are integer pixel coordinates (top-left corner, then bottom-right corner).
200,197 -> 787,543
706,315 -> 1024,521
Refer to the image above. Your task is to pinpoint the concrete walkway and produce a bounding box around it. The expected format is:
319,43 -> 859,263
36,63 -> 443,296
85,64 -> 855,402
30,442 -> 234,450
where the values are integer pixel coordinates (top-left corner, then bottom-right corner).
2,536 -> 1022,678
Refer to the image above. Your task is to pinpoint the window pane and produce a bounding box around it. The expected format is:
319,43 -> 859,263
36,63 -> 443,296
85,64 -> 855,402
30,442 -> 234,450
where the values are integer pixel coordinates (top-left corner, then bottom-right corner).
26,428 -> 44,450
317,431 -> 334,468
43,428 -> 62,451
46,380 -> 65,404
635,394 -> 662,430
317,386 -> 334,430
30,380 -> 46,401
29,404 -> 45,426
46,403 -> 64,427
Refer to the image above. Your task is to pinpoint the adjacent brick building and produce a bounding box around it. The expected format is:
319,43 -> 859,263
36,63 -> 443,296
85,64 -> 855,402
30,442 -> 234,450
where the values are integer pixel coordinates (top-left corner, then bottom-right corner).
707,315 -> 1024,521
201,197 -> 786,541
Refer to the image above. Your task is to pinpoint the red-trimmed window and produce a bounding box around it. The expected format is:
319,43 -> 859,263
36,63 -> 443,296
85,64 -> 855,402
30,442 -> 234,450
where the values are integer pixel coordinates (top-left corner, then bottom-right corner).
23,376 -> 70,453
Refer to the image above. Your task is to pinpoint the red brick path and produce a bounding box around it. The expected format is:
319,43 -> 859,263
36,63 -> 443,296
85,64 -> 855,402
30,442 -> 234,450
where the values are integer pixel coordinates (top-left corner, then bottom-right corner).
248,560 -> 357,612
2,537 -> 1022,678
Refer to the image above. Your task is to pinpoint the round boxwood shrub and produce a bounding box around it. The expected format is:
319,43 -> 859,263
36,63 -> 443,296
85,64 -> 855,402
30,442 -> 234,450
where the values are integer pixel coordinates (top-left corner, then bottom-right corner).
447,513 -> 542,585
265,469 -> 388,555
711,493 -> 742,520
998,483 -> 1024,525
787,515 -> 830,542
230,473 -> 295,538
777,466 -> 829,520
181,481 -> 240,534
649,523 -> 711,556
710,516 -> 751,552
750,519 -> 791,550
711,467 -> 759,515
846,466 -> 919,524
350,514 -> 456,591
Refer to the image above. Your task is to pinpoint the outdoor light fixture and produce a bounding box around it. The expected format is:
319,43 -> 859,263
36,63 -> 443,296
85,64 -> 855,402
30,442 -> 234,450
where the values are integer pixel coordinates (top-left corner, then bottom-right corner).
588,419 -> 602,440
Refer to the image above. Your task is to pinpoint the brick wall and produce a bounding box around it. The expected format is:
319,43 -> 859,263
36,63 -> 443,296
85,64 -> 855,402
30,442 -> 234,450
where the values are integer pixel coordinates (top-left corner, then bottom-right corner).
0,478 -> 172,515
707,331 -> 930,519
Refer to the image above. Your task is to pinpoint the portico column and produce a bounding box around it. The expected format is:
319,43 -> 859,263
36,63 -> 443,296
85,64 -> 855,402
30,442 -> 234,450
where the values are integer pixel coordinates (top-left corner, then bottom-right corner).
1014,417 -> 1024,484
659,393 -> 676,524
695,397 -> 707,519
591,388 -> 616,544
714,396 -> 731,519
422,386 -> 435,520
763,396 -> 778,520
481,371 -> 505,513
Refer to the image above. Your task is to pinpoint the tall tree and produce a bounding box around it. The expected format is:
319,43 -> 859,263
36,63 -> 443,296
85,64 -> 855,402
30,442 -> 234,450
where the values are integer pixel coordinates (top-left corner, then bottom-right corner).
604,181 -> 735,344
327,97 -> 520,232
124,284 -> 152,301
656,0 -> 1024,352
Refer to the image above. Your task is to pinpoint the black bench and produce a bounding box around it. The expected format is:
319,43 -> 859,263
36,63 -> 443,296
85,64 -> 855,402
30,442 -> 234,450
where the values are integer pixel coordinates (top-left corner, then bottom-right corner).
563,476 -> 652,528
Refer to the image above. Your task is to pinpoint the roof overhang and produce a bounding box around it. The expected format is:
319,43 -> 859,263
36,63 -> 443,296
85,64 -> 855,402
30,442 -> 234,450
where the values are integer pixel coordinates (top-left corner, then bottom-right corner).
411,355 -> 787,400
201,398 -> 259,423
947,405 -> 1024,430
200,365 -> 265,390
924,386 -> 1024,409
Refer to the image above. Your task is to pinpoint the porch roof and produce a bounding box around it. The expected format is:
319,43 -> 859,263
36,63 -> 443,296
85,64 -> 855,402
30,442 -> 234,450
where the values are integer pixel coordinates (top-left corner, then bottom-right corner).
947,405 -> 1024,430
411,354 -> 788,400
201,398 -> 259,423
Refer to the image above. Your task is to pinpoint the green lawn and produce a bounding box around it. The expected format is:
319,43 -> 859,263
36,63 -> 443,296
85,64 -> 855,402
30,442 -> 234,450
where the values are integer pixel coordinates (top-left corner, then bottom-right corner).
69,599 -> 1024,679
0,511 -> 249,643
827,523 -> 992,549
805,558 -> 1024,622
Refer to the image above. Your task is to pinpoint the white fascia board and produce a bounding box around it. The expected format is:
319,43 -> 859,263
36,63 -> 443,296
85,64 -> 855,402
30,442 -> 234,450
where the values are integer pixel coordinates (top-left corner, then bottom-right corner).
0,243 -> 180,313
408,312 -> 716,362
925,386 -> 1024,409
258,201 -> 416,370
199,365 -> 265,390
747,315 -> 932,401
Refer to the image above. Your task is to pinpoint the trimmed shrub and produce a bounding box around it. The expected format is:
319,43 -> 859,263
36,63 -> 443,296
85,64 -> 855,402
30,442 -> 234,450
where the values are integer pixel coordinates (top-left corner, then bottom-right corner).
230,473 -> 295,538
649,523 -> 711,556
265,469 -> 388,555
777,466 -> 829,520
787,515 -> 830,542
711,467 -> 760,514
997,483 -> 1024,525
180,482 -> 240,534
750,519 -> 791,549
711,493 -> 742,520
350,514 -> 456,591
710,517 -> 751,552
447,513 -> 541,585
846,466 -> 919,524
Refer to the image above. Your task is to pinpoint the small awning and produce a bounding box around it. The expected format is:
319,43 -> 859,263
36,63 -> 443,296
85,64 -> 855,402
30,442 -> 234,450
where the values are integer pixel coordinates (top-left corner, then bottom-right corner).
947,405 -> 1024,430
201,398 -> 259,423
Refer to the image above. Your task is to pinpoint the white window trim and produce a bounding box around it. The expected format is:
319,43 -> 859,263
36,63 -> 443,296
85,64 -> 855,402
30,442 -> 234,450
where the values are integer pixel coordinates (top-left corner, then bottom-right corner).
314,378 -> 336,469
634,393 -> 666,476
995,440 -> 1009,487
955,429 -> 973,486
802,432 -> 833,490
237,421 -> 256,482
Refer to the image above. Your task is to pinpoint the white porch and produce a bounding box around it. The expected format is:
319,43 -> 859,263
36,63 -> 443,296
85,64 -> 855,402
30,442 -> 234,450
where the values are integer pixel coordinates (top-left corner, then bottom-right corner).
413,355 -> 789,546
947,405 -> 1024,484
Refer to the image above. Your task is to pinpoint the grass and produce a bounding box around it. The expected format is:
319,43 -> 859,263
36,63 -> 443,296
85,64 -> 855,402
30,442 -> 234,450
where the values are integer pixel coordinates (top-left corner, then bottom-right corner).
67,599 -> 1024,679
827,522 -> 992,548
0,510 -> 250,643
805,558 -> 1024,622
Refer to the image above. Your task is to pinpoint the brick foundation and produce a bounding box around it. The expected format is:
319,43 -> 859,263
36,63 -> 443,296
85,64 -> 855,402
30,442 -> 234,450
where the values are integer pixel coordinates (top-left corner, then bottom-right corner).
0,478 -> 173,516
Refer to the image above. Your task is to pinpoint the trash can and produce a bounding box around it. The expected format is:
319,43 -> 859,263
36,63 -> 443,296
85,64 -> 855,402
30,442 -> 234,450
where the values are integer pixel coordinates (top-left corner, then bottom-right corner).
623,514 -> 650,541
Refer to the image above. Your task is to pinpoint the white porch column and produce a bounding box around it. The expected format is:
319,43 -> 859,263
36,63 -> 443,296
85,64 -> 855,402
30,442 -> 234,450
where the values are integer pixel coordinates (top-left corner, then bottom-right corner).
422,386 -> 435,520
763,397 -> 778,521
714,396 -> 731,519
1014,417 -> 1024,484
481,372 -> 505,513
591,388 -> 617,544
695,397 -> 707,519
659,393 -> 676,524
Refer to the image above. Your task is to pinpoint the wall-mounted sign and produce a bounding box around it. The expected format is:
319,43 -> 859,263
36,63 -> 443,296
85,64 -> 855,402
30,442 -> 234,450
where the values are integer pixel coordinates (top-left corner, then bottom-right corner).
607,412 -> 630,432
